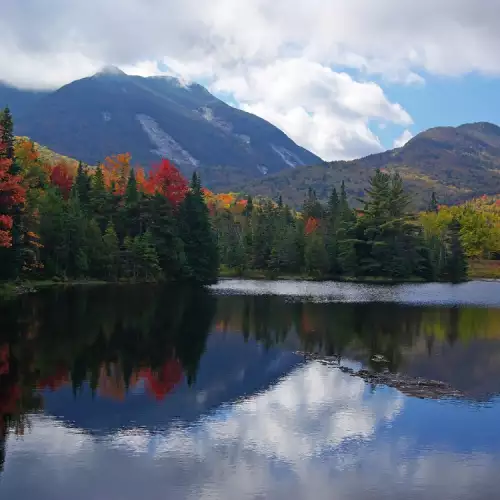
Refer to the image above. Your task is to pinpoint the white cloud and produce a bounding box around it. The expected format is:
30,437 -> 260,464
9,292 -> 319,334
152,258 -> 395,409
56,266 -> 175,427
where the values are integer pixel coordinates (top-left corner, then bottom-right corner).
393,129 -> 414,148
1,0 -> 499,159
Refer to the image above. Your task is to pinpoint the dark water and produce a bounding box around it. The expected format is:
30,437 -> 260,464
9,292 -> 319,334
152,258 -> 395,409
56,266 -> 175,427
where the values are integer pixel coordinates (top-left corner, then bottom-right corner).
1,280 -> 500,500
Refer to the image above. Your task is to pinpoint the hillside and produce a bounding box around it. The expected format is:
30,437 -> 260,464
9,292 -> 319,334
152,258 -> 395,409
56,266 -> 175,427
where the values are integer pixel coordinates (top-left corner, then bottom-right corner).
0,82 -> 49,117
4,67 -> 320,179
230,122 -> 500,208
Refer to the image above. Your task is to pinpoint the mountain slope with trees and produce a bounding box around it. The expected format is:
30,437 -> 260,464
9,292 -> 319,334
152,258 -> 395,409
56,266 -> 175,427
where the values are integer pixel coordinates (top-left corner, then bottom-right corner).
3,68 -> 320,181
231,122 -> 500,208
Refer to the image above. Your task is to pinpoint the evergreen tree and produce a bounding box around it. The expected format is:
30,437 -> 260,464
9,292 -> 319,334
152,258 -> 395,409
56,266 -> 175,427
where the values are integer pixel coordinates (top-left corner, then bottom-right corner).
339,181 -> 351,218
74,162 -> 91,209
305,232 -> 329,276
124,168 -> 141,238
148,193 -> 187,280
85,219 -> 105,277
244,195 -> 254,217
303,187 -> 323,220
0,108 -> 23,278
179,173 -> 219,283
444,218 -> 468,283
102,222 -> 120,280
328,188 -> 339,220
0,107 -> 15,167
89,165 -> 111,232
428,191 -> 439,213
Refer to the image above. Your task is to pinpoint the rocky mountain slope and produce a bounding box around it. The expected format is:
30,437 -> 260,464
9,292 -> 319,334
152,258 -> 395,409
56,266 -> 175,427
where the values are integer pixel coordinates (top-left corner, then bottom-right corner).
233,122 -> 500,207
3,67 -> 320,178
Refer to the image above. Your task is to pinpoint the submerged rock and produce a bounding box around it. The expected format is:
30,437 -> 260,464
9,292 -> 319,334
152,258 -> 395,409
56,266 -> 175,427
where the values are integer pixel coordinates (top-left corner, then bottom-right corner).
298,352 -> 465,400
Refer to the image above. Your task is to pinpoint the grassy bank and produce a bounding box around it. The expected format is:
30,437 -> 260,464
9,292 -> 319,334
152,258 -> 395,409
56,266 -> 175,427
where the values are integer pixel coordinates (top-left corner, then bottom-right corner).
0,279 -> 110,300
218,267 -> 426,284
468,260 -> 500,280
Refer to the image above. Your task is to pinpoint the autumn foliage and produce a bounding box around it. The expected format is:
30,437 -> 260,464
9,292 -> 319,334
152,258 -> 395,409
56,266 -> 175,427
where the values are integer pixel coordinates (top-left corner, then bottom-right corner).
144,159 -> 189,207
0,129 -> 25,247
50,162 -> 74,199
305,217 -> 319,235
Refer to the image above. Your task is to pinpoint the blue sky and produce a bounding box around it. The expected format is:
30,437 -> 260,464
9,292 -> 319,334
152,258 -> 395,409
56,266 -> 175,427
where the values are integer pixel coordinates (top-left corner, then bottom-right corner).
3,0 -> 500,161
376,73 -> 500,150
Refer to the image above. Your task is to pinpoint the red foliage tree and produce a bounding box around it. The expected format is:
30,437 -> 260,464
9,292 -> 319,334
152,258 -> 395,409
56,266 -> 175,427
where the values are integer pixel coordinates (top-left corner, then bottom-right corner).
145,159 -> 188,208
304,217 -> 319,235
0,129 -> 25,248
50,162 -> 74,199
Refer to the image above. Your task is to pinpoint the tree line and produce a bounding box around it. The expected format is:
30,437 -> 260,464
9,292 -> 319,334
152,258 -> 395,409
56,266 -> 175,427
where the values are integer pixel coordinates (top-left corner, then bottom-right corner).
214,170 -> 471,282
3,106 -> 495,285
0,109 -> 219,284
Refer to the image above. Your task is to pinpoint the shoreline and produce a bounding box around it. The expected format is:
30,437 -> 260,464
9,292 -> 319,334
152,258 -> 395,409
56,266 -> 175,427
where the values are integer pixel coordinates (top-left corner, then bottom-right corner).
2,271 -> 500,300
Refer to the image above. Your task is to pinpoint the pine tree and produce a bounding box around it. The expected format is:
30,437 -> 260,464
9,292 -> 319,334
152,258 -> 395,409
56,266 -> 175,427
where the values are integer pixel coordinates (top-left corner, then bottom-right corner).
0,109 -> 23,278
339,181 -> 351,218
244,195 -> 254,217
147,193 -> 187,280
304,232 -> 329,276
0,108 -> 15,168
328,188 -> 339,220
444,218 -> 468,283
85,219 -> 105,277
89,165 -> 111,232
428,191 -> 439,213
102,222 -> 120,280
124,168 -> 141,238
74,162 -> 91,209
303,188 -> 323,220
179,173 -> 219,283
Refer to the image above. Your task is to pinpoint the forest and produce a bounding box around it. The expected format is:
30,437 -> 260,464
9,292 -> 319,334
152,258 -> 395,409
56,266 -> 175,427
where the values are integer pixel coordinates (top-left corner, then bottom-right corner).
212,176 -> 485,283
0,109 -> 219,285
1,106 -> 499,286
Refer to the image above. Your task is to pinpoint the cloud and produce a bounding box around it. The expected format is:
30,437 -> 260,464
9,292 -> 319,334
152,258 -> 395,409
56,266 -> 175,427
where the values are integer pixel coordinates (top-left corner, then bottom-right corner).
1,0 -> 499,159
393,129 -> 414,148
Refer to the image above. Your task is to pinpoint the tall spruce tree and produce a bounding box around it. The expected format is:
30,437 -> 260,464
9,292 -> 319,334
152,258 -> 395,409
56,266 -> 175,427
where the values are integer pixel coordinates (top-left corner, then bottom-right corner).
0,107 -> 15,168
444,217 -> 468,283
179,173 -> 219,283
428,191 -> 439,213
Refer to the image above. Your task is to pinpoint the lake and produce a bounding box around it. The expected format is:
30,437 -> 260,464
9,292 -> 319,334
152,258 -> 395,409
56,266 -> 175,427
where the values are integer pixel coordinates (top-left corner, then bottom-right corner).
1,279 -> 500,500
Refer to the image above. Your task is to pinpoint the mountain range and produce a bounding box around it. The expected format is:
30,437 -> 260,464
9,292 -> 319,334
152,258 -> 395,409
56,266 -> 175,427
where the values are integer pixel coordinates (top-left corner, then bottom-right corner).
0,66 -> 320,179
234,121 -> 500,207
2,68 -> 500,207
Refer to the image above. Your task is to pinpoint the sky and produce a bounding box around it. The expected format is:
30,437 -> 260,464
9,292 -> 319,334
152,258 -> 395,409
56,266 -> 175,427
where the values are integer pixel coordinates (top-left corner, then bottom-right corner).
1,0 -> 500,161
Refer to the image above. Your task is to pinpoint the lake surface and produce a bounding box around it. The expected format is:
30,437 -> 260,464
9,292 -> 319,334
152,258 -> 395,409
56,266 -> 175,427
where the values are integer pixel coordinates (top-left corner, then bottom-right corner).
1,280 -> 500,500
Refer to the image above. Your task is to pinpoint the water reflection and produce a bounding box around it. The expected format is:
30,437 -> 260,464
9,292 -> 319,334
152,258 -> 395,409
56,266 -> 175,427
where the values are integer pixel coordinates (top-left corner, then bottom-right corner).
1,281 -> 500,499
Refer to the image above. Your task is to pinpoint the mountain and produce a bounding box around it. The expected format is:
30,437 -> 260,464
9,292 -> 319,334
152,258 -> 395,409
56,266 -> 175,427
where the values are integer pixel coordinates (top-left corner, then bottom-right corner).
5,67 -> 320,180
0,82 -> 49,116
231,122 -> 500,208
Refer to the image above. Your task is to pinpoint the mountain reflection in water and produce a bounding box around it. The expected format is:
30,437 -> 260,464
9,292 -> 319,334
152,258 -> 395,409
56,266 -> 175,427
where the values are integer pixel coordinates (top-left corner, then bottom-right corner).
0,280 -> 499,500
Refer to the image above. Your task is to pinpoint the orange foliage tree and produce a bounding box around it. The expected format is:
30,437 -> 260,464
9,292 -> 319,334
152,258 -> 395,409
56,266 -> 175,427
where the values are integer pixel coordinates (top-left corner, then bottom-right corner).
102,153 -> 132,194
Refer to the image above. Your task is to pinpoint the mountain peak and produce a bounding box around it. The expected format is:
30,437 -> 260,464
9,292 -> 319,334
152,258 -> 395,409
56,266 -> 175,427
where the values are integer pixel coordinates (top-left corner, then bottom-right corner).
94,65 -> 127,77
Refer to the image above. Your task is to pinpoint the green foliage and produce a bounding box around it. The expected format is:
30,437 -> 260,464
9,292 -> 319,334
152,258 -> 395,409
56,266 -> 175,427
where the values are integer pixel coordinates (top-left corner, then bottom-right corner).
214,168 -> 473,283
179,173 -> 219,284
5,114 -> 217,285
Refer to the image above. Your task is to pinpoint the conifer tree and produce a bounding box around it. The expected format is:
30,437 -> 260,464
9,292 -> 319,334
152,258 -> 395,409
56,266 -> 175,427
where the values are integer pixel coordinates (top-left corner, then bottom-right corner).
179,173 -> 219,283
102,222 -> 120,280
444,217 -> 468,283
0,107 -> 15,168
428,191 -> 439,213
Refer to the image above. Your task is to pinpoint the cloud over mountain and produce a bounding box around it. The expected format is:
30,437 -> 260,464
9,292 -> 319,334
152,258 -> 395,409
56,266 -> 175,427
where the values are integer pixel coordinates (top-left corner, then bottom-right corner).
1,1 -> 500,160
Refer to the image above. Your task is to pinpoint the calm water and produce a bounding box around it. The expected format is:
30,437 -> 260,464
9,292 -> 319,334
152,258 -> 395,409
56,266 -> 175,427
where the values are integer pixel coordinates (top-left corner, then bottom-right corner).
1,280 -> 500,500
